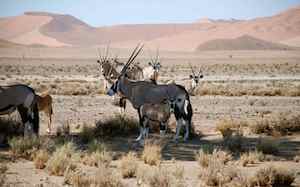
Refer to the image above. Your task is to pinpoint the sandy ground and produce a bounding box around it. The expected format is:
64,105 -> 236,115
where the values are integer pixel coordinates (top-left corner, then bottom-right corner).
1,48 -> 300,186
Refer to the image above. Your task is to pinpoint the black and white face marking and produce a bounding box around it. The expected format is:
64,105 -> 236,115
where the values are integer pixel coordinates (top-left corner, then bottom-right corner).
107,80 -> 119,96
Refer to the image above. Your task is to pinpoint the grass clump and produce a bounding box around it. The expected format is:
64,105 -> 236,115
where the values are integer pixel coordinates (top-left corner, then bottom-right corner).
8,136 -> 40,159
250,113 -> 300,136
142,142 -> 162,166
196,149 -> 233,168
64,167 -> 92,187
216,119 -> 241,138
120,152 -> 138,178
46,142 -> 77,176
33,149 -> 49,169
248,166 -> 295,187
95,114 -> 139,137
239,151 -> 265,167
137,165 -> 184,187
82,150 -> 112,168
93,165 -> 123,187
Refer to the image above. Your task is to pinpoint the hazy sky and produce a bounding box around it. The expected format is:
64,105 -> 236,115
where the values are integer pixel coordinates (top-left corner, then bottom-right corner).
0,0 -> 299,26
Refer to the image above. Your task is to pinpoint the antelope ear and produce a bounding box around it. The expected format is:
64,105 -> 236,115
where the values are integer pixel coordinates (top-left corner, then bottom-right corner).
200,75 -> 204,79
189,75 -> 193,79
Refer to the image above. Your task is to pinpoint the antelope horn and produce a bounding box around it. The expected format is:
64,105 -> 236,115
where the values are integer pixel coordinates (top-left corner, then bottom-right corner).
189,63 -> 196,77
120,44 -> 143,75
198,68 -> 202,77
155,48 -> 159,63
104,44 -> 110,62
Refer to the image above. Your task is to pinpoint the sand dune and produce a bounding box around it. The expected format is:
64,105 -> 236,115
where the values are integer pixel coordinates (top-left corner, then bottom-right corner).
195,35 -> 295,51
0,6 -> 299,51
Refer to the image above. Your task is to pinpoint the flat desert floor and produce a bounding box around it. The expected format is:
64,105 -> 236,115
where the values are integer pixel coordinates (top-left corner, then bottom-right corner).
1,47 -> 300,186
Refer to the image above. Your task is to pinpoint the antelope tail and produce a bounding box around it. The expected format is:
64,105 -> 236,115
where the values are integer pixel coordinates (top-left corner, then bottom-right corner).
184,99 -> 189,115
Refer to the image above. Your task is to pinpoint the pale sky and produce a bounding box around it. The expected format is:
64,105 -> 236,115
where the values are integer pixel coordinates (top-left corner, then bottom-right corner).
0,0 -> 300,26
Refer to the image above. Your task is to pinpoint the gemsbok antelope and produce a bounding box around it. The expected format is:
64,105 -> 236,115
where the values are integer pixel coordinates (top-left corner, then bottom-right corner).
96,48 -> 159,112
143,50 -> 161,84
36,93 -> 53,134
188,64 -> 204,95
138,98 -> 175,141
0,84 -> 39,136
107,44 -> 193,142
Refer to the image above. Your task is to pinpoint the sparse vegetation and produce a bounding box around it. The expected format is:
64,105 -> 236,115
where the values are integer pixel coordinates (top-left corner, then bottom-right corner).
248,166 -> 295,187
195,81 -> 300,97
196,149 -> 233,168
33,149 -> 49,169
82,150 -> 112,168
250,113 -> 300,136
142,142 -> 162,166
216,119 -> 246,138
64,167 -> 92,187
46,142 -> 77,176
120,152 -> 138,178
199,160 -> 240,186
137,165 -> 185,187
8,136 -> 40,159
240,151 -> 265,166
95,114 -> 139,137
93,165 -> 123,187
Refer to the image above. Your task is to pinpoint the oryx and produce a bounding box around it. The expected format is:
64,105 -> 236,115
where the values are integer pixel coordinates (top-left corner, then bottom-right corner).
139,98 -> 175,140
107,44 -> 193,142
0,84 -> 39,136
143,50 -> 161,84
188,64 -> 204,95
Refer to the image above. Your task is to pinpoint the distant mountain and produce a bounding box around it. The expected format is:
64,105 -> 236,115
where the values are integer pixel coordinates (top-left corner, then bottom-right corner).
0,6 -> 299,51
195,35 -> 295,51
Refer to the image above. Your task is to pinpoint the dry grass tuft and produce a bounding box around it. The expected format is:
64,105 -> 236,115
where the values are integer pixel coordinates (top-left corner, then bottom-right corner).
82,150 -> 112,168
248,166 -> 295,187
250,113 -> 300,136
239,151 -> 265,167
196,149 -> 233,168
0,164 -> 8,187
142,142 -> 162,166
137,165 -> 185,187
216,119 -> 245,138
86,139 -> 106,153
64,167 -> 92,187
8,136 -> 40,159
33,149 -> 49,169
46,142 -> 77,176
199,161 -> 240,187
120,152 -> 138,178
256,139 -> 279,155
95,114 -> 139,137
93,165 -> 123,187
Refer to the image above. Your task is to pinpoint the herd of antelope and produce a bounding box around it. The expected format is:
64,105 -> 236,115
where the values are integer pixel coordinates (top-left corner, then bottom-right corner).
0,44 -> 203,144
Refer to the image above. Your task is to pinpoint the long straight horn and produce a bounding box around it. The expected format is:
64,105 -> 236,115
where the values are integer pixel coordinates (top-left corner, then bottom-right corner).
104,44 -> 110,61
120,44 -> 143,75
189,63 -> 196,76
198,68 -> 202,77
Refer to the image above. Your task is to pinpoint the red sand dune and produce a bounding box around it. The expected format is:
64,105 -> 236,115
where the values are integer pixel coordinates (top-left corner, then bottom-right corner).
0,6 -> 299,51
